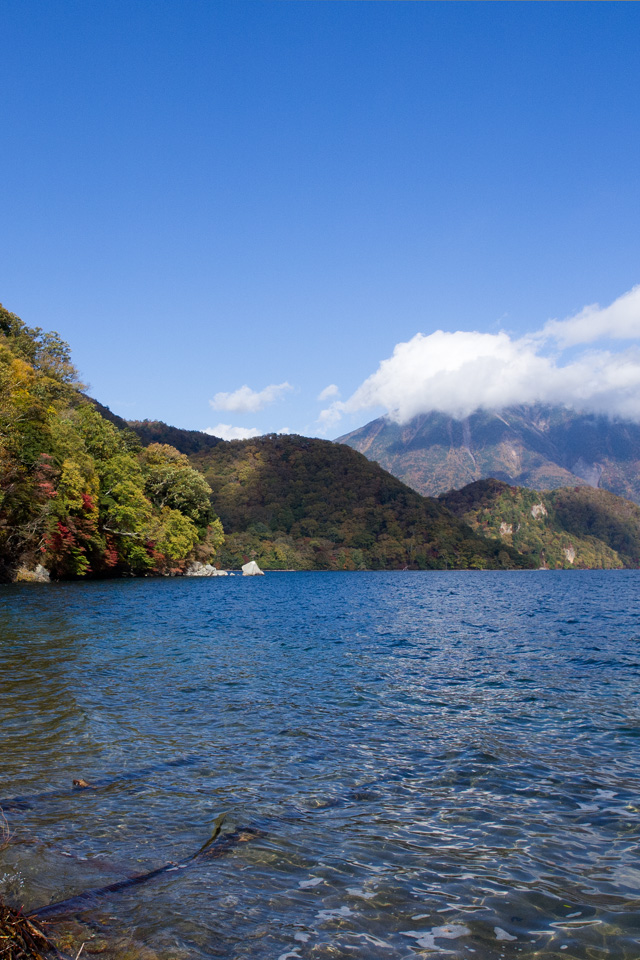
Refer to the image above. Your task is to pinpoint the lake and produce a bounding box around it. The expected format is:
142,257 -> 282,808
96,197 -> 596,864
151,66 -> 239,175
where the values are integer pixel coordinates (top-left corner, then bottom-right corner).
1,571 -> 639,960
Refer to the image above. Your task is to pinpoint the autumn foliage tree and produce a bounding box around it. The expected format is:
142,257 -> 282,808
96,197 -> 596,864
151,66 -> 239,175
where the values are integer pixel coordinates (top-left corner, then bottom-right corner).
0,305 -> 224,581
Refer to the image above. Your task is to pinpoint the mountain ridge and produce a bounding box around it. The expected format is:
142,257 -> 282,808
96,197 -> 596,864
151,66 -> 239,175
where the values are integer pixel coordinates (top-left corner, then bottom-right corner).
337,404 -> 640,504
124,423 -> 533,571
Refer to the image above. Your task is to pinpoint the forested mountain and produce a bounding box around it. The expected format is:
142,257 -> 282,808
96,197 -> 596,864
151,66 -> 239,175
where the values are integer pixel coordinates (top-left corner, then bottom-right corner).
0,306 -> 223,581
186,433 -> 532,570
120,421 -> 531,570
440,479 -> 640,569
338,405 -> 640,503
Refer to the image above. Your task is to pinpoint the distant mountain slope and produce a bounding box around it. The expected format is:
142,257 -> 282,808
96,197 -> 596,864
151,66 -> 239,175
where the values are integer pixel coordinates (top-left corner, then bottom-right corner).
127,418 -> 223,455
439,479 -> 640,569
87,403 -> 224,456
337,405 -> 640,503
132,427 -> 530,571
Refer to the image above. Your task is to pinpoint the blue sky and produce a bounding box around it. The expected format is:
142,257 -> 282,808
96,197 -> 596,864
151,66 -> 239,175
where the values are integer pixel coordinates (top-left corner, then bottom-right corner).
1,2 -> 639,439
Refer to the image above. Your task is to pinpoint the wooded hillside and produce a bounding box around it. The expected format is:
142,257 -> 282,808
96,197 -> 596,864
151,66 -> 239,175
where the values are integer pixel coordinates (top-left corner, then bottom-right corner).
187,433 -> 532,570
0,306 -> 223,581
440,478 -> 640,569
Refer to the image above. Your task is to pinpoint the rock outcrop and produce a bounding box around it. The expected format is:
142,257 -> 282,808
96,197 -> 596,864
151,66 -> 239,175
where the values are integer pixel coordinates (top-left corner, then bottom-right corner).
184,562 -> 228,577
15,564 -> 51,582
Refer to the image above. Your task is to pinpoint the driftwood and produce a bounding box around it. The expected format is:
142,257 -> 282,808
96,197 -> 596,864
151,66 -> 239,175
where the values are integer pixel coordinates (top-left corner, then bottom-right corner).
31,815 -> 260,922
1,813 -> 258,958
0,761 -> 260,958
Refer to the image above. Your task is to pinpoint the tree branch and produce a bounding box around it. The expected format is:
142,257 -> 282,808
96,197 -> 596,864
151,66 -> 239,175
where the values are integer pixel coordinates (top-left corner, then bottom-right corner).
103,525 -> 143,539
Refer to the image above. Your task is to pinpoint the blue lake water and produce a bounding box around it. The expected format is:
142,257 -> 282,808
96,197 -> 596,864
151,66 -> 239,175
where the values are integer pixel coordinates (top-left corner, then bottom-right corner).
1,571 -> 639,960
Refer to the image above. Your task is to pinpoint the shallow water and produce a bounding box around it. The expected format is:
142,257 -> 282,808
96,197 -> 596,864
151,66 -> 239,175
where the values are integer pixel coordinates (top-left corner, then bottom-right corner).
1,571 -> 639,959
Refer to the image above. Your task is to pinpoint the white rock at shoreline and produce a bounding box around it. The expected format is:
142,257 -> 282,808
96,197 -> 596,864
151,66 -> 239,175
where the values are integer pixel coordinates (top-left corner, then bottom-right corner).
15,564 -> 51,583
242,560 -> 264,576
184,562 -> 228,577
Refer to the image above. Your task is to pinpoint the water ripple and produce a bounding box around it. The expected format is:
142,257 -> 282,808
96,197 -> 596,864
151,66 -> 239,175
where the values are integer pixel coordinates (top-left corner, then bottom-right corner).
1,571 -> 639,959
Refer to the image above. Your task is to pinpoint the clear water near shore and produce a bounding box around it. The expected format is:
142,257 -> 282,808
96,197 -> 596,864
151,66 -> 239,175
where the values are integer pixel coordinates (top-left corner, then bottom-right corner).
1,571 -> 639,960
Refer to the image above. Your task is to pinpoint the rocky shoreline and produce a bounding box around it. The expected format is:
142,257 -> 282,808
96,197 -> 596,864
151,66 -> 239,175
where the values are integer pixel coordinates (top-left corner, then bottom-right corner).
10,560 -> 265,583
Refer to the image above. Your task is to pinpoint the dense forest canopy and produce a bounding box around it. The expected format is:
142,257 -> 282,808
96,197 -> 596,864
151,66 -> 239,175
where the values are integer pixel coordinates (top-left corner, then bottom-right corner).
0,305 -> 223,581
186,434 -> 532,571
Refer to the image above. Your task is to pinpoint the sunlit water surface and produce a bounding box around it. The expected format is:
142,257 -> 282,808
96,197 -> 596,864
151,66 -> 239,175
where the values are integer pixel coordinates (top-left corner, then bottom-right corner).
1,572 -> 639,960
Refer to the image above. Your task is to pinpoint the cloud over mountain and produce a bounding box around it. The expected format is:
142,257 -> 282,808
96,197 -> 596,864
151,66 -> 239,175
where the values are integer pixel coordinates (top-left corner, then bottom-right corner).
204,423 -> 292,441
321,286 -> 640,429
205,423 -> 261,441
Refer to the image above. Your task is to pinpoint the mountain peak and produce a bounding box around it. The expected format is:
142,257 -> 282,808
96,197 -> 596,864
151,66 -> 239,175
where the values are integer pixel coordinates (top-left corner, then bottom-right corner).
337,404 -> 640,504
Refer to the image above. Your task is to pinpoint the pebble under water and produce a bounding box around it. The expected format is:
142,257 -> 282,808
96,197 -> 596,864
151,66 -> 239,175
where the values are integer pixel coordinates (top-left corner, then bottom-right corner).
0,571 -> 639,960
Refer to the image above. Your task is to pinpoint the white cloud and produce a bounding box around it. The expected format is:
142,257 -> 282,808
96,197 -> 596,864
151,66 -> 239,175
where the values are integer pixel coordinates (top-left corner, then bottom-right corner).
204,424 -> 292,441
320,285 -> 640,430
205,423 -> 261,441
317,383 -> 340,401
210,382 -> 292,414
541,285 -> 640,347
317,403 -> 346,429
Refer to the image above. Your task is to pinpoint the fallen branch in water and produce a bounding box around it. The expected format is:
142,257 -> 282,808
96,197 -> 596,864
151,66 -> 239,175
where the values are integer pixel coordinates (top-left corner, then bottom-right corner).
31,815 -> 260,922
